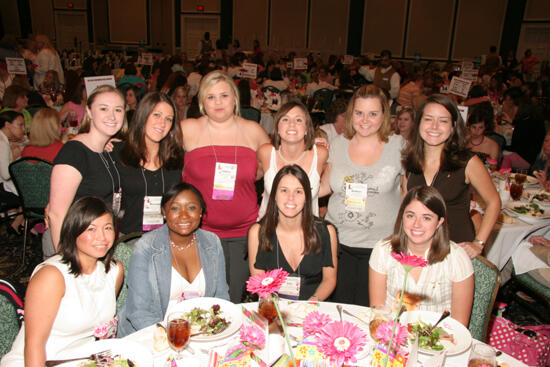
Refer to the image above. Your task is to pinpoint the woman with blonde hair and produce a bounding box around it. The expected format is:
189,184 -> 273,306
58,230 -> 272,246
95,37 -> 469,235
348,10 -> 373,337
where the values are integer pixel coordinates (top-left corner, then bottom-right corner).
44,85 -> 126,258
320,84 -> 406,306
171,85 -> 190,121
21,108 -> 63,162
180,70 -> 270,302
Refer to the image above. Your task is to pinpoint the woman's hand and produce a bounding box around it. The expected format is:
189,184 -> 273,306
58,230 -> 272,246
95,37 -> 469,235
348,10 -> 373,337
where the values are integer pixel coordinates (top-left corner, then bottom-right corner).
314,137 -> 329,150
533,170 -> 547,188
529,235 -> 550,248
458,241 -> 483,259
104,138 -> 122,153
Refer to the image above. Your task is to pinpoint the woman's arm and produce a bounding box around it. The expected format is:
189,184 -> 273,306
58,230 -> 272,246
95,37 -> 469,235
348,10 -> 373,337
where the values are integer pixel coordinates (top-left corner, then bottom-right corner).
49,164 -> 82,248
319,163 -> 333,198
247,223 -> 265,276
24,266 -> 65,367
451,274 -> 474,327
368,267 -> 387,308
464,156 -> 501,258
256,143 -> 272,180
309,224 -> 338,301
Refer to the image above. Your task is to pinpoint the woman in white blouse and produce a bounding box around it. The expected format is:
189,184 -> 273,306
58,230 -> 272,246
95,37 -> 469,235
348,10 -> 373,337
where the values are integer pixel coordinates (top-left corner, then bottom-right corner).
369,186 -> 474,326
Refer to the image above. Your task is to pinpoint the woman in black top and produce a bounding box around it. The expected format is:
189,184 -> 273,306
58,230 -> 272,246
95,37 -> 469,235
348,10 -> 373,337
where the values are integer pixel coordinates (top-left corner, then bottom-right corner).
114,92 -> 183,234
248,165 -> 337,301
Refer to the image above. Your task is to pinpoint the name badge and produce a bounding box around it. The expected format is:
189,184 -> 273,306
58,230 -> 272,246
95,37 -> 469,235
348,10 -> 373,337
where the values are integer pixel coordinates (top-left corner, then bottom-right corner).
112,190 -> 122,217
142,196 -> 163,231
344,182 -> 367,212
212,162 -> 237,200
278,275 -> 301,300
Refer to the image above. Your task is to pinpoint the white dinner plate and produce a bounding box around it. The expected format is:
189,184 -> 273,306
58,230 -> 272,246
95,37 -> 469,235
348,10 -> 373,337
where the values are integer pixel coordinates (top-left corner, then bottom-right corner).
504,201 -> 550,223
510,173 -> 539,187
164,297 -> 242,342
55,339 -> 153,367
400,310 -> 472,356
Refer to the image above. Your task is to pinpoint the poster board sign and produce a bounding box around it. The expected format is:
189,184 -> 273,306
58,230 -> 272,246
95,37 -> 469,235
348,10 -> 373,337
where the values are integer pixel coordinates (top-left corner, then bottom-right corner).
457,106 -> 469,124
293,58 -> 307,70
448,76 -> 472,98
240,63 -> 257,79
461,69 -> 479,81
84,75 -> 116,97
461,60 -> 474,71
5,58 -> 27,75
140,53 -> 154,66
343,55 -> 354,65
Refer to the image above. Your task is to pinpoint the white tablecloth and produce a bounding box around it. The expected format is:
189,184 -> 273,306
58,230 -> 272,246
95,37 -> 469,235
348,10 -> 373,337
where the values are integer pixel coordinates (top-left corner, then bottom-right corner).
122,301 -> 527,366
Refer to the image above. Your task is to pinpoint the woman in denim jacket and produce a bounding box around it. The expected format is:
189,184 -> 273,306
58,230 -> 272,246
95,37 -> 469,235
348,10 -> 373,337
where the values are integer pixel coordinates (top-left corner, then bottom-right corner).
117,183 -> 229,337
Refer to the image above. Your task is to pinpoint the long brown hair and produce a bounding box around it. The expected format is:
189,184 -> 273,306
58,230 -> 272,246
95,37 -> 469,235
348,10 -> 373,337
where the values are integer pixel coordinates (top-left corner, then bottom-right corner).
258,165 -> 321,255
271,101 -> 315,150
120,92 -> 183,170
390,186 -> 450,264
402,94 -> 470,174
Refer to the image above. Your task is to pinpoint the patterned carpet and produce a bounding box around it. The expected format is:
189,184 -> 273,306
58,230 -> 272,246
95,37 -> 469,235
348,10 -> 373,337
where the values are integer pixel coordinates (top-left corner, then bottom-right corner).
0,223 -> 546,328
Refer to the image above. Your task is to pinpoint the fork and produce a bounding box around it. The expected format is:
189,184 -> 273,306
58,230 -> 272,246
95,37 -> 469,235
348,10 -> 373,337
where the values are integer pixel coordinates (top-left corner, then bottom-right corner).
45,350 -> 112,367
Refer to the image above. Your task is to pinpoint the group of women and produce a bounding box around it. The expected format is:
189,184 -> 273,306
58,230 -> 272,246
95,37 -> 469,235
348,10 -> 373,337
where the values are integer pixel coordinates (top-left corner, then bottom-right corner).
2,68 -> 501,366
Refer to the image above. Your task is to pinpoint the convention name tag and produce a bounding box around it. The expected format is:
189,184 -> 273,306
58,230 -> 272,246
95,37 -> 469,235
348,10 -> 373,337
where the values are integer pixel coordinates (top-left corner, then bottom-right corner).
142,196 -> 163,231
278,275 -> 301,300
344,182 -> 367,212
212,162 -> 237,200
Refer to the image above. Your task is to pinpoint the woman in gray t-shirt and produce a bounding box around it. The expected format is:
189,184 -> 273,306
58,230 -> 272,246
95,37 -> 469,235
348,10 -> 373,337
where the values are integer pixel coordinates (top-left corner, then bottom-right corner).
320,85 -> 405,306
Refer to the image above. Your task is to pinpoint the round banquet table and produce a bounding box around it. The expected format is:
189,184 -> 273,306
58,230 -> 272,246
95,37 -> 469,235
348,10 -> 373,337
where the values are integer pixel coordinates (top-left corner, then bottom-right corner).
121,300 -> 527,367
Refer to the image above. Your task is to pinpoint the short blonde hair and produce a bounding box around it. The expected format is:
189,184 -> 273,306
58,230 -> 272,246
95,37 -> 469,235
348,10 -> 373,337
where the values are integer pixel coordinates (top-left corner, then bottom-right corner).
79,85 -> 127,135
28,108 -> 61,147
344,84 -> 391,142
197,70 -> 240,117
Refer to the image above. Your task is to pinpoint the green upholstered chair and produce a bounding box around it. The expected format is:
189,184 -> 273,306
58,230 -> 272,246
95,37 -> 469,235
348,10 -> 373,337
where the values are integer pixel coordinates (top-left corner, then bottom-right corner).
241,106 -> 261,122
0,280 -> 23,359
469,256 -> 501,342
513,271 -> 550,323
114,232 -> 142,313
9,157 -> 52,266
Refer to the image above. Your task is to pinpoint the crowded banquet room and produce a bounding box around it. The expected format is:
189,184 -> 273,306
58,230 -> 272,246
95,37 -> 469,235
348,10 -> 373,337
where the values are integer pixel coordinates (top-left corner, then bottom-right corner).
1,0 -> 550,365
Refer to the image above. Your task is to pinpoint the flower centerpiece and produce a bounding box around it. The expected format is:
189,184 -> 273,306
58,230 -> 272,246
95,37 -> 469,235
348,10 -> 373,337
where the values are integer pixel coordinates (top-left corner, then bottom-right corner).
223,325 -> 267,363
373,252 -> 428,367
301,311 -> 367,366
246,268 -> 297,366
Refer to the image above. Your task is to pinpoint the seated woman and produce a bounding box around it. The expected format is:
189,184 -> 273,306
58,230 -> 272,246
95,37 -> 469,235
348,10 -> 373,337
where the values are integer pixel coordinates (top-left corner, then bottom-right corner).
531,130 -> 550,191
369,186 -> 474,326
59,73 -> 86,129
248,165 -> 338,301
1,197 -> 123,367
21,108 -> 64,162
117,182 -> 229,337
395,106 -> 415,142
465,103 -> 499,163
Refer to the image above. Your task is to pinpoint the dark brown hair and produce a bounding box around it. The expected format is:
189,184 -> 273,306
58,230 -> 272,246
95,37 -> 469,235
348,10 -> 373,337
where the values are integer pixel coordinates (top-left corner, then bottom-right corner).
390,186 -> 450,264
258,165 -> 321,255
120,91 -> 183,170
402,94 -> 470,174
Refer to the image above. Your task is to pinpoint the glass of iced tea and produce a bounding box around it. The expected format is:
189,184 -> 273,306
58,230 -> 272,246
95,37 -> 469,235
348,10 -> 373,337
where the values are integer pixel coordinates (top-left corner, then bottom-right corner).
167,312 -> 191,359
510,183 -> 523,201
369,305 -> 391,341
468,343 -> 496,367
258,294 -> 278,323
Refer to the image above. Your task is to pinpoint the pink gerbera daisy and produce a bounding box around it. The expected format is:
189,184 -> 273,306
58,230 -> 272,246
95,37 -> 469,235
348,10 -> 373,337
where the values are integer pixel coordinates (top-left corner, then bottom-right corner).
375,321 -> 408,348
303,311 -> 333,337
240,325 -> 266,349
391,252 -> 428,271
246,268 -> 289,297
315,320 -> 367,366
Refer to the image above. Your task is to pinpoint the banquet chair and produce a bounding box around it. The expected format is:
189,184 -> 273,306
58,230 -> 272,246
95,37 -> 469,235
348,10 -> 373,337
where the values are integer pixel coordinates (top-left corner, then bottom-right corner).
512,270 -> 550,323
0,279 -> 24,359
312,88 -> 334,112
240,106 -> 261,122
469,256 -> 501,342
114,231 -> 143,313
9,157 -> 53,267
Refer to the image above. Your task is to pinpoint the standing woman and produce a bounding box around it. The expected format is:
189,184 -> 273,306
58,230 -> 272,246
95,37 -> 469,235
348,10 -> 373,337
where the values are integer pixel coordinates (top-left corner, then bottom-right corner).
46,85 -> 126,257
403,94 -> 500,258
248,165 -> 338,301
320,85 -> 406,306
114,92 -> 183,235
180,71 -> 270,302
257,101 -> 328,219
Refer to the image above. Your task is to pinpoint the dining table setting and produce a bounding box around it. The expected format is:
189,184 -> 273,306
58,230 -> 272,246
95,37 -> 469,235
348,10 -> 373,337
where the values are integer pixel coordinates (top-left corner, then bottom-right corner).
48,297 -> 527,367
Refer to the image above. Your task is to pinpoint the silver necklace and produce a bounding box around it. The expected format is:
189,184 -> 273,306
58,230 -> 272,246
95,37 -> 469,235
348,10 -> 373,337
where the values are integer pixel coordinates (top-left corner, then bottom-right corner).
170,232 -> 197,251
278,147 -> 306,165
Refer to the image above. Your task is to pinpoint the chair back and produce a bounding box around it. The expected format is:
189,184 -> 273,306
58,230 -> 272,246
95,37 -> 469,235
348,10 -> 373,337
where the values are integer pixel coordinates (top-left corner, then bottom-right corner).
114,232 -> 143,313
312,88 -> 334,112
9,157 -> 53,216
262,86 -> 282,111
0,280 -> 23,358
469,256 -> 501,342
241,106 -> 261,122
